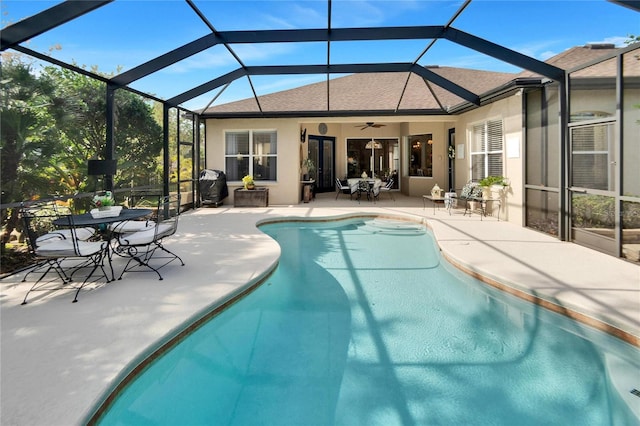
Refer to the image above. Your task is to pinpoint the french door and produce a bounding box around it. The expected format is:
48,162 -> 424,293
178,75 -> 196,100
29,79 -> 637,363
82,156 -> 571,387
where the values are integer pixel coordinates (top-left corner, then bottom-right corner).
308,136 -> 335,193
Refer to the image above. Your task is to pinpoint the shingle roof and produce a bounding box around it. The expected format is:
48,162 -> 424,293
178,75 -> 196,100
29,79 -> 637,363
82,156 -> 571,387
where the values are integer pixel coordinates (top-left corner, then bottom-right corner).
518,43 -> 637,78
204,43 -> 632,115
204,66 -> 515,115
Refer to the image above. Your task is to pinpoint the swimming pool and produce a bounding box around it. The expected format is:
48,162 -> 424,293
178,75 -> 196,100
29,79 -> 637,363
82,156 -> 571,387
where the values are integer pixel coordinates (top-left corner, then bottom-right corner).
95,217 -> 640,425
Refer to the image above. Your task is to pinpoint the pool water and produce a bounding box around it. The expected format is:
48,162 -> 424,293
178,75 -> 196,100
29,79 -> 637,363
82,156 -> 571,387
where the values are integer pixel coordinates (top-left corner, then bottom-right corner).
97,218 -> 640,425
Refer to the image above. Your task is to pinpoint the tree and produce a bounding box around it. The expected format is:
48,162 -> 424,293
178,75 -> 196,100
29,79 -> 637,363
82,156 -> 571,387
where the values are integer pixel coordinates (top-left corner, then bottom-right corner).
0,54 -> 63,241
625,34 -> 640,45
1,53 -> 164,267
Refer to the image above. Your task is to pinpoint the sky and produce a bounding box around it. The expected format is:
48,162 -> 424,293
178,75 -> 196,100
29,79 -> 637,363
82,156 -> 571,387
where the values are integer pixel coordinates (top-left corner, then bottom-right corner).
2,0 -> 639,111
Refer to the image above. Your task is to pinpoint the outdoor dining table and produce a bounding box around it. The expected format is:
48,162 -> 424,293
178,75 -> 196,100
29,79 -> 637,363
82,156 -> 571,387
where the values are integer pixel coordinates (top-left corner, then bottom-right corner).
53,207 -> 153,280
347,178 -> 382,201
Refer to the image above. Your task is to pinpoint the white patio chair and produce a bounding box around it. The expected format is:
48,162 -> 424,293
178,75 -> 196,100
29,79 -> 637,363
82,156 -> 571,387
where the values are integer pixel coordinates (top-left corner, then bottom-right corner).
114,194 -> 185,280
335,178 -> 354,200
378,178 -> 395,201
108,191 -> 159,235
20,205 -> 109,304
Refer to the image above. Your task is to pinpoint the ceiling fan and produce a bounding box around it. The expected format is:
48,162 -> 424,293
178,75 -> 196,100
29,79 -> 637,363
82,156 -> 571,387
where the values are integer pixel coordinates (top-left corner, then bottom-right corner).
356,122 -> 386,130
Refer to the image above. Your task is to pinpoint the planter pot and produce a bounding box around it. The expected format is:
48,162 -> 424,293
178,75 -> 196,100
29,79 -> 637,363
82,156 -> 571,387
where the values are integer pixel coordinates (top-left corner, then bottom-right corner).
482,187 -> 491,200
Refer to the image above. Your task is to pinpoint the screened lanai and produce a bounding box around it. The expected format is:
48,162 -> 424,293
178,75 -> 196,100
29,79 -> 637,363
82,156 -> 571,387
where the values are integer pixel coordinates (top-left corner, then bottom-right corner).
1,0 -> 639,264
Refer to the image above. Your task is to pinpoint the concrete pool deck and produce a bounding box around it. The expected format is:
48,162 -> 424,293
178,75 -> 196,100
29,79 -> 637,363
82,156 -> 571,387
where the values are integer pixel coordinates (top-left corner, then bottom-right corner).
1,192 -> 639,425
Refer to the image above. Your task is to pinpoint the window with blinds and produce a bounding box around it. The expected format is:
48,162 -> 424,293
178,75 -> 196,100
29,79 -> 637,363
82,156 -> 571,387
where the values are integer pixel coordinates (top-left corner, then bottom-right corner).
470,119 -> 503,181
224,130 -> 278,182
570,123 -> 613,190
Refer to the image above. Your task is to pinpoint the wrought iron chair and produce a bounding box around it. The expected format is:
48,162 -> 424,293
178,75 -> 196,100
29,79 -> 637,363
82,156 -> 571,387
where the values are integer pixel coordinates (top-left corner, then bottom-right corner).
20,203 -> 109,304
377,178 -> 395,201
114,194 -> 185,280
335,178 -> 354,200
107,190 -> 160,235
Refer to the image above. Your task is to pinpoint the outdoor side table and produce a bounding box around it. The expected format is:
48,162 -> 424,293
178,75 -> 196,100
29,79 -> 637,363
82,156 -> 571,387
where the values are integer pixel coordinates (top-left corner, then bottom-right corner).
423,195 -> 447,214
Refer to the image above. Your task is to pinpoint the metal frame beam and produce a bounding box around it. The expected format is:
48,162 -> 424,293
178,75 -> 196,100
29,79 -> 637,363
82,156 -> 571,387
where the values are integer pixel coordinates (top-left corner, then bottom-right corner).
1,0 -> 113,51
608,0 -> 640,12
443,27 -> 565,81
110,26 -> 446,87
168,63 -> 479,107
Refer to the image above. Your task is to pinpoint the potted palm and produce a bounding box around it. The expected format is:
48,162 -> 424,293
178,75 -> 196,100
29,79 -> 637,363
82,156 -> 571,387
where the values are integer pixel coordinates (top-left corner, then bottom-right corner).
301,157 -> 316,181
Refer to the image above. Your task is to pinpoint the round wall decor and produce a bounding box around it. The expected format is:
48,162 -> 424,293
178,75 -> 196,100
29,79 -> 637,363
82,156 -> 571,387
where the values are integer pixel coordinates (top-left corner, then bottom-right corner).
318,123 -> 328,135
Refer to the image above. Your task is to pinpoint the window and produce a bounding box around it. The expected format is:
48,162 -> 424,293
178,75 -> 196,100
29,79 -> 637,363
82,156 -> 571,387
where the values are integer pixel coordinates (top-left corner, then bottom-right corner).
470,120 -> 503,181
570,122 -> 614,191
225,130 -> 277,182
407,134 -> 433,177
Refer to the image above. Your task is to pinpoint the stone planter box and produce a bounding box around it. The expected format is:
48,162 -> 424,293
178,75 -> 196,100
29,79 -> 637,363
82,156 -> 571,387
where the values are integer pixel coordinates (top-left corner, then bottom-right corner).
234,187 -> 269,207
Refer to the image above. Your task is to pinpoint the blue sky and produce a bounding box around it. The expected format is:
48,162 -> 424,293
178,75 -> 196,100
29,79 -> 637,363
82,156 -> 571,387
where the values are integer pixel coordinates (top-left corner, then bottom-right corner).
2,0 -> 638,110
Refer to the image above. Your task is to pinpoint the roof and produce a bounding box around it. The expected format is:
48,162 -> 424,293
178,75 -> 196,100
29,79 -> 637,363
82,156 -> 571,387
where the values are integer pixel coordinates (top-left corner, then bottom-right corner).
204,43 -> 633,117
203,67 -> 516,116
518,43 -> 637,79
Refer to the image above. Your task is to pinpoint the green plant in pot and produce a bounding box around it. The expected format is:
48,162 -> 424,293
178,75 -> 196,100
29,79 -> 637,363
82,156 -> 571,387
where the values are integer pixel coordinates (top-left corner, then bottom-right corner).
242,175 -> 255,189
478,175 -> 507,187
478,175 -> 508,199
301,157 -> 316,180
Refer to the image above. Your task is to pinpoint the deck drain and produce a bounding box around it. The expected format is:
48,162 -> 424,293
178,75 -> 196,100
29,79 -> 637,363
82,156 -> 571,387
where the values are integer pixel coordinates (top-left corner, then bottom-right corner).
631,389 -> 640,398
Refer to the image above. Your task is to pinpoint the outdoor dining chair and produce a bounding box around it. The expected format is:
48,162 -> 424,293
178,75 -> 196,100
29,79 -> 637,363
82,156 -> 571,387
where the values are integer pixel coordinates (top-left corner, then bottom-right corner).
335,178 -> 353,200
114,194 -> 185,281
378,178 -> 395,201
20,203 -> 109,304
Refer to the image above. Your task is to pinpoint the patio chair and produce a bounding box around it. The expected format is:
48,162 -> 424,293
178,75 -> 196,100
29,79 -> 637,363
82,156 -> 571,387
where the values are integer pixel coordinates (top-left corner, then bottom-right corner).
114,194 -> 185,281
459,182 -> 484,216
371,180 -> 384,202
20,205 -> 109,304
377,178 -> 395,201
108,190 -> 160,234
335,178 -> 356,200
356,180 -> 372,202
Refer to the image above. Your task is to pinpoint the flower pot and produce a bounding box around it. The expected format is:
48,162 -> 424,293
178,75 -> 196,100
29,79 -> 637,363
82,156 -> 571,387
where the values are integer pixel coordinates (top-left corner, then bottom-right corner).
482,187 -> 491,200
244,184 -> 255,190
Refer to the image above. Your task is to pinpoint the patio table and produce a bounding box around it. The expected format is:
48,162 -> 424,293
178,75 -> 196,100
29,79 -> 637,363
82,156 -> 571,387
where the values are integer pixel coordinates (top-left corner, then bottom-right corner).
54,208 -> 153,280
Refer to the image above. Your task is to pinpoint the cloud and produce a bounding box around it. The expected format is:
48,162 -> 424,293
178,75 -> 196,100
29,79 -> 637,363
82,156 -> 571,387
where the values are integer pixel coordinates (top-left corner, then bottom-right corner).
587,36 -> 628,48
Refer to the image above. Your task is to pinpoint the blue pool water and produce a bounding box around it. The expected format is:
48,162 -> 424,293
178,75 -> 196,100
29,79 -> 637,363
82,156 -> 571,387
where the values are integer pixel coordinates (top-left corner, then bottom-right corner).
97,218 -> 640,425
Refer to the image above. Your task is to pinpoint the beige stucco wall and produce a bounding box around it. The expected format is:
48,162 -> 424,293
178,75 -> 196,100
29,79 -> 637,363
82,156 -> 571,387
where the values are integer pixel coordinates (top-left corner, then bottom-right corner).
205,105 -> 526,224
453,95 -> 525,225
205,118 -> 302,205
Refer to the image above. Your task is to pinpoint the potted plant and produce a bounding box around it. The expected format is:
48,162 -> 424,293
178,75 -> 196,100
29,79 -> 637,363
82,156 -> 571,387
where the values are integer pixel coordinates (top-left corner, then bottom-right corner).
478,175 -> 508,200
242,175 -> 255,190
301,157 -> 315,181
92,191 -> 115,210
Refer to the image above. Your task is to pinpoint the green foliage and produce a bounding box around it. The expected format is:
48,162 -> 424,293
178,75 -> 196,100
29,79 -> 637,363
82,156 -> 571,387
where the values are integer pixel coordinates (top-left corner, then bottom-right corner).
301,157 -> 316,174
625,34 -> 640,45
571,195 -> 615,228
0,52 -> 165,245
478,175 -> 507,187
1,53 -> 163,203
